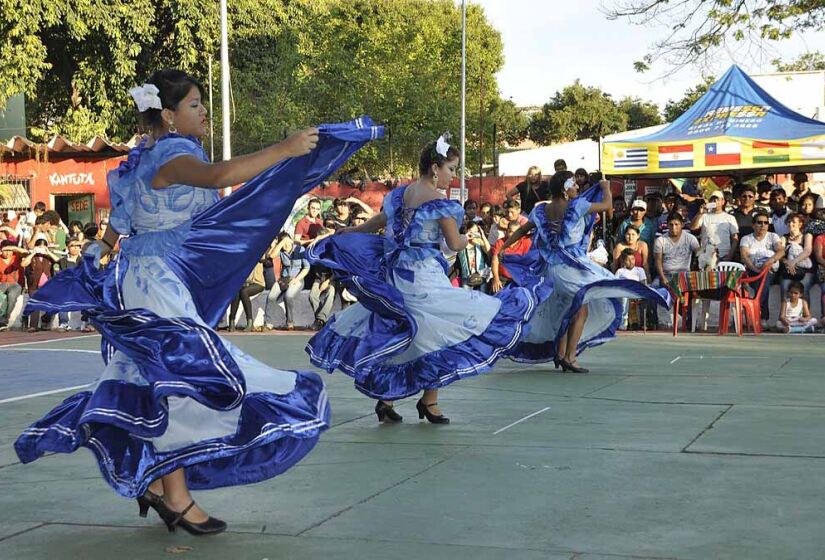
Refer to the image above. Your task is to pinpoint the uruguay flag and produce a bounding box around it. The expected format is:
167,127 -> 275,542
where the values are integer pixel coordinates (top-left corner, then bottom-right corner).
658,144 -> 694,168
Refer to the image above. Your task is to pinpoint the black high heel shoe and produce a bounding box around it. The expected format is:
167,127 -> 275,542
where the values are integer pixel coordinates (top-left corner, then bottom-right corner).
553,355 -> 561,369
137,489 -> 167,519
159,500 -> 227,536
560,358 -> 589,373
416,399 -> 450,424
375,400 -> 403,423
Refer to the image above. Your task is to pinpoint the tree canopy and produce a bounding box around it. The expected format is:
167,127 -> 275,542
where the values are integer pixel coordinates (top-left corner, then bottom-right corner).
662,75 -> 716,123
0,0 -> 519,176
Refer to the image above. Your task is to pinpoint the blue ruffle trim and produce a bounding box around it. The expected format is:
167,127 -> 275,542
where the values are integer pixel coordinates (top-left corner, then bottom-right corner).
307,284 -> 536,400
15,371 -> 329,498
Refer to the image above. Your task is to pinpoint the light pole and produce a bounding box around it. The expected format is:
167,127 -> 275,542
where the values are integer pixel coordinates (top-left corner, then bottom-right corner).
220,0 -> 232,197
460,0 -> 466,204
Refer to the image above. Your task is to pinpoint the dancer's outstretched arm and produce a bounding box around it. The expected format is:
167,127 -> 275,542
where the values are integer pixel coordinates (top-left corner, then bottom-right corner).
152,128 -> 319,190
338,212 -> 387,234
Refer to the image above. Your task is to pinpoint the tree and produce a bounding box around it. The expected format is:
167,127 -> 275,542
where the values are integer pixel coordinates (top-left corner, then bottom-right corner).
528,81 -> 628,144
618,97 -> 662,130
663,76 -> 716,122
773,52 -> 825,71
603,1 -> 825,75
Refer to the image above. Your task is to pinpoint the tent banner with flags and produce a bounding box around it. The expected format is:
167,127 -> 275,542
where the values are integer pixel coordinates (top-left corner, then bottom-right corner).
603,66 -> 825,178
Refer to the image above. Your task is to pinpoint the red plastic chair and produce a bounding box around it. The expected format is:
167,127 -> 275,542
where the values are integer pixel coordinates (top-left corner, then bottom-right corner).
718,266 -> 771,336
672,287 -> 690,336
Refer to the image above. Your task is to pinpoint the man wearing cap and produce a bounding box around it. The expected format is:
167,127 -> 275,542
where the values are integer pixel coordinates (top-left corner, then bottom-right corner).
691,190 -> 739,262
617,199 -> 656,250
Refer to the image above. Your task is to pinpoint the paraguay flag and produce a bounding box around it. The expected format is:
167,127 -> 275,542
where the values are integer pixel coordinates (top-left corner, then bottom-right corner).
658,144 -> 694,168
705,141 -> 741,166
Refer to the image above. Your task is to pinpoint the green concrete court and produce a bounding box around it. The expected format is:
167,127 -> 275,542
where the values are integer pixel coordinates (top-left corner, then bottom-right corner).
1,332 -> 824,559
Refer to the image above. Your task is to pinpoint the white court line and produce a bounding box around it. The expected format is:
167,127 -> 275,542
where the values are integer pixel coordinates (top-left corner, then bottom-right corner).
493,407 -> 551,435
0,334 -> 99,349
670,356 -> 682,364
1,348 -> 99,354
0,384 -> 91,405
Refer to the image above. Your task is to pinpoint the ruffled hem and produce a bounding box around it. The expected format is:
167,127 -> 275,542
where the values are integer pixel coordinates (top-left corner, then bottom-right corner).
15,372 -> 329,498
307,285 -> 536,400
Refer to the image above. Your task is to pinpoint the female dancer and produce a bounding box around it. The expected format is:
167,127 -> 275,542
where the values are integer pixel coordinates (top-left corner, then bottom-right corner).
16,69 -> 380,534
305,135 -> 536,424
501,176 -> 669,372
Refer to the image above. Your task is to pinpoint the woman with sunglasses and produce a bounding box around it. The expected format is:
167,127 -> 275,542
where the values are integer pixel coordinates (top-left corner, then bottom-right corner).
739,212 -> 786,328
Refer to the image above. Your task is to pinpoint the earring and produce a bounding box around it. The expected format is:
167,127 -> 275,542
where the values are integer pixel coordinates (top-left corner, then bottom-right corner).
433,172 -> 439,185
168,122 -> 177,134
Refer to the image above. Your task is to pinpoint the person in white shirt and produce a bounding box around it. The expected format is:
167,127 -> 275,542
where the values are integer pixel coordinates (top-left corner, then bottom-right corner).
690,190 -> 738,262
614,248 -> 647,329
739,212 -> 786,327
654,212 -> 700,287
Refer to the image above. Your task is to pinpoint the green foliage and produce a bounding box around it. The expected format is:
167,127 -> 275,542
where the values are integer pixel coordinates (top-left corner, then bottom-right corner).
773,52 -> 825,71
1,0 -> 513,177
618,97 -> 662,130
663,76 -> 716,123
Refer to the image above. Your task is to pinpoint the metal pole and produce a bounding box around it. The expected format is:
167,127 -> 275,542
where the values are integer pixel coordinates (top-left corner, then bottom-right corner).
208,57 -> 215,162
460,0 -> 466,204
220,0 -> 232,197
478,73 -> 484,200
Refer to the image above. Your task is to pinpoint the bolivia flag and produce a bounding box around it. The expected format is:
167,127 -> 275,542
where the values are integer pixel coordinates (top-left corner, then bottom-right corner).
752,141 -> 789,163
705,142 -> 741,166
658,144 -> 694,168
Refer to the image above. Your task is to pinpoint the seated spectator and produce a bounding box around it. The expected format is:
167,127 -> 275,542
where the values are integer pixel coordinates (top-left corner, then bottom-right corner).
614,248 -> 648,330
618,199 -> 656,249
264,232 -> 309,331
503,199 -> 528,226
739,212 -> 785,328
799,193 -> 818,223
310,265 -> 336,330
294,198 -> 324,246
732,184 -> 760,238
229,259 -> 266,332
479,202 -> 493,229
328,196 -> 373,229
487,206 -> 509,245
654,212 -> 700,287
350,208 -> 369,228
0,240 -> 26,331
780,213 -> 815,301
776,280 -> 818,333
57,237 -> 84,331
490,221 -> 532,293
21,238 -> 59,332
612,224 -> 650,280
505,166 -> 547,215
690,190 -> 739,262
456,222 -> 491,291
769,188 -> 791,236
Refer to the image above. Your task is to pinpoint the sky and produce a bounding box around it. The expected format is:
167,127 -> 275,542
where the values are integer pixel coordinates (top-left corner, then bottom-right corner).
470,0 -> 825,109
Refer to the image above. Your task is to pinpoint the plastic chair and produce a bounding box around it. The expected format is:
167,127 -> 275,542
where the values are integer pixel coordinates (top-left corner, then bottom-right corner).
693,262 -> 745,332
672,284 -> 690,336
718,266 -> 771,336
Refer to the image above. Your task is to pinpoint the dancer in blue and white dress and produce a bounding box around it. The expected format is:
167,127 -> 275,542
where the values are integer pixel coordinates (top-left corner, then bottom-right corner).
501,176 -> 670,372
15,69 -> 382,535
305,135 -> 537,424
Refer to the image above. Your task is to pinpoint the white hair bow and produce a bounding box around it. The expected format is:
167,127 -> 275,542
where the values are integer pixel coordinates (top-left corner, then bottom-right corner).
435,133 -> 451,157
129,83 -> 162,113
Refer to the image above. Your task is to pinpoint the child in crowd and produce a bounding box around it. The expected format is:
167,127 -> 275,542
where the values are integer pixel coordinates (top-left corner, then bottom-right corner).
614,248 -> 647,330
777,280 -> 818,333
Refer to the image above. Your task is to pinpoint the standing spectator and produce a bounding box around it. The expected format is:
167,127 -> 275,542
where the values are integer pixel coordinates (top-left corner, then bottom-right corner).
690,190 -> 739,262
732,184 -> 760,238
487,206 -> 509,245
503,199 -> 528,226
0,240 -> 25,330
790,172 -> 824,211
463,199 -> 483,225
780,213 -> 815,300
769,188 -> 792,237
456,222 -> 491,291
329,197 -> 373,229
814,232 -> 825,320
553,159 -> 567,173
656,193 -> 678,235
490,221 -> 532,293
776,280 -> 818,333
644,192 -> 664,225
350,208 -> 369,228
755,180 -> 773,209
614,248 -> 648,330
610,198 -> 629,240
740,213 -> 785,328
294,198 -> 323,246
97,218 -> 109,241
264,232 -> 308,331
479,202 -> 493,228
799,194 -> 818,223
21,238 -> 59,332
654,212 -> 700,287
56,237 -> 84,331
309,265 -> 336,330
612,224 -> 650,280
43,210 -> 66,252
228,260 -> 266,332
617,199 -> 656,249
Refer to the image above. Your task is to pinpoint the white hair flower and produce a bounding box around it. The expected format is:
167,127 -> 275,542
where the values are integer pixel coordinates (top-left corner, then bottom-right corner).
128,83 -> 163,113
435,133 -> 451,157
